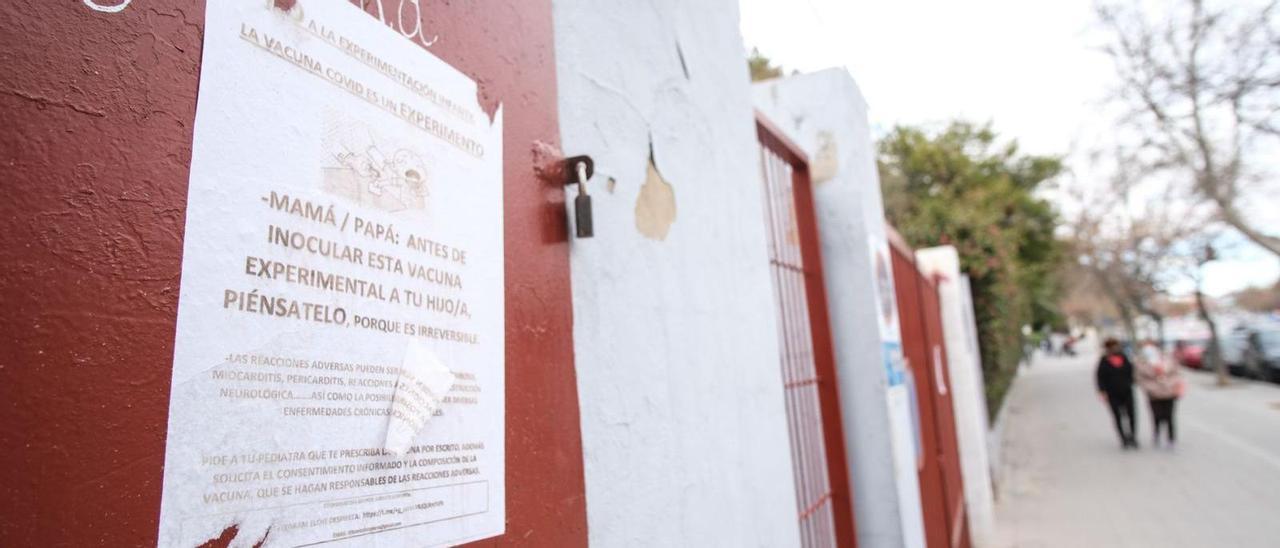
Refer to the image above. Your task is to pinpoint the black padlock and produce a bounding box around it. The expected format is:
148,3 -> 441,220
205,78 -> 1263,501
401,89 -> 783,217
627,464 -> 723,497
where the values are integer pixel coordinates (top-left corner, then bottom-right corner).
575,193 -> 594,238
567,157 -> 595,239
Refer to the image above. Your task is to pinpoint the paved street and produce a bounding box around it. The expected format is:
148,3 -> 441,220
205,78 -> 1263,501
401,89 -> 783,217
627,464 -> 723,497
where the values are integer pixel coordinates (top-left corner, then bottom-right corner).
992,350 -> 1280,548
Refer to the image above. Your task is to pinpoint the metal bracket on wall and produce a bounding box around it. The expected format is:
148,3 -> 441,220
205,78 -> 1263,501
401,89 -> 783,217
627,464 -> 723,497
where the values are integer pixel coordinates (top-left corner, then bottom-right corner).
562,155 -> 594,238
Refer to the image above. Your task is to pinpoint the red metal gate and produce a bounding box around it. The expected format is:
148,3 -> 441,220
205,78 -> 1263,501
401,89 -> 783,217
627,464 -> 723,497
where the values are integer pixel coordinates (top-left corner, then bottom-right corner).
919,270 -> 970,548
756,113 -> 856,548
888,229 -> 969,548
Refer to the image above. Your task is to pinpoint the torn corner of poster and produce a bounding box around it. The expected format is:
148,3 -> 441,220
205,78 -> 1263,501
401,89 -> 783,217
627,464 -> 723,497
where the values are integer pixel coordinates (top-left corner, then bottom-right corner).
384,340 -> 454,455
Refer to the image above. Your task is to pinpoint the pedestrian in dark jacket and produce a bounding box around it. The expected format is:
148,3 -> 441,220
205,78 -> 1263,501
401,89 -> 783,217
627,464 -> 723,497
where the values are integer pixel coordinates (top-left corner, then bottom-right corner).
1097,338 -> 1138,449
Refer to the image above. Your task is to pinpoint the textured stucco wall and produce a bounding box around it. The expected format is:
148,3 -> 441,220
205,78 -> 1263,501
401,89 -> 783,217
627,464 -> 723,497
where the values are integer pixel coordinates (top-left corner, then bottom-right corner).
754,68 -> 927,548
917,246 -> 996,547
552,1 -> 803,545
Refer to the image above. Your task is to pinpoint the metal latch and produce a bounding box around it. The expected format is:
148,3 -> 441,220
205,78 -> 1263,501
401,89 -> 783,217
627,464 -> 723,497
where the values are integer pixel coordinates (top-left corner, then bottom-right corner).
563,155 -> 594,238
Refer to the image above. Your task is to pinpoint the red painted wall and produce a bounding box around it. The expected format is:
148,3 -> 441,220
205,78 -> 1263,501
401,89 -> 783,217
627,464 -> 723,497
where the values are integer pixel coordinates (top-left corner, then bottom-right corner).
0,1 -> 586,545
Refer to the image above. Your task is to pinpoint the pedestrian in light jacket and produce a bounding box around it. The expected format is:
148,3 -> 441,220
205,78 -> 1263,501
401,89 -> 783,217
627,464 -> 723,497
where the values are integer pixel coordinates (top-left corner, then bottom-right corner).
1096,338 -> 1138,449
1136,340 -> 1186,448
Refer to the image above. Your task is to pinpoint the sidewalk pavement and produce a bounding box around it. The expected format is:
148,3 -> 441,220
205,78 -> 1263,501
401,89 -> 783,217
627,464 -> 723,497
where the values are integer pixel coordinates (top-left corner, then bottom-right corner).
991,350 -> 1280,548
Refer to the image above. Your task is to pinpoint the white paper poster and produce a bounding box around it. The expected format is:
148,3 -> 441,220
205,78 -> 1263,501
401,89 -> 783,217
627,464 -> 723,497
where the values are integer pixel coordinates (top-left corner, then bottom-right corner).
158,1 -> 504,545
869,236 -> 925,548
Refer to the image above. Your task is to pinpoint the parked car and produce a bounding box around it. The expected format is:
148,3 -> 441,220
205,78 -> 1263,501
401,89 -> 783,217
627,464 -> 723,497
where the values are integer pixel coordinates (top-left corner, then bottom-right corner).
1239,329 -> 1280,382
1189,333 -> 1243,374
1172,339 -> 1206,369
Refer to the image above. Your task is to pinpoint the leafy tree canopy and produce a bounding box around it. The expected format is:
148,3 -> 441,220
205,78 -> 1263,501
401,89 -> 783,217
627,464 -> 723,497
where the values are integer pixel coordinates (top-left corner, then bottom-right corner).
748,47 -> 784,82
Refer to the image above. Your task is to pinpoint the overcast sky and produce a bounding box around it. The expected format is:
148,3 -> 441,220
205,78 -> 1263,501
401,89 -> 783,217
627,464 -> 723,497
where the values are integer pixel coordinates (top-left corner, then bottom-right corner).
738,0 -> 1280,297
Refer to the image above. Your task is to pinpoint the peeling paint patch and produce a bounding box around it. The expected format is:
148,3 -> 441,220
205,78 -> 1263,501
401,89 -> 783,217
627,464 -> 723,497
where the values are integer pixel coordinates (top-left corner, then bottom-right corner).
0,88 -> 106,118
475,79 -> 501,123
635,158 -> 676,241
811,131 -> 839,183
530,140 -> 566,184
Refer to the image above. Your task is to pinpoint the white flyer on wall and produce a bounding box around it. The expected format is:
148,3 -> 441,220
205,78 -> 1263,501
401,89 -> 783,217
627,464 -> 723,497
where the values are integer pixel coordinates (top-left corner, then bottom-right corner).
158,1 -> 504,545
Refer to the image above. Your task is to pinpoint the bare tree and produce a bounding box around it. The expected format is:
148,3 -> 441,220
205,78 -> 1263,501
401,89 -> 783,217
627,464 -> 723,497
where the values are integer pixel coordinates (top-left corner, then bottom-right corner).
1097,0 -> 1280,257
1193,243 -> 1230,385
1065,150 -> 1208,344
1071,224 -> 1181,343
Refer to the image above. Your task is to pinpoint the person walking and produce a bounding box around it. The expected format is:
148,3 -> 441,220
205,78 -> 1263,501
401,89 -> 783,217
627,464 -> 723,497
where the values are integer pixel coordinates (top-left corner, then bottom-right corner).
1096,338 -> 1138,449
1136,340 -> 1186,448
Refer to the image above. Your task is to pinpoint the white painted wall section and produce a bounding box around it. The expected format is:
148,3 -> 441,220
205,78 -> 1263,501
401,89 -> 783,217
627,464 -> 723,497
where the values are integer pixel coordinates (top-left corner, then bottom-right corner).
916,246 -> 996,547
553,1 -> 802,545
754,68 -> 927,548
